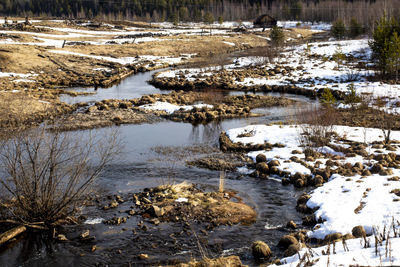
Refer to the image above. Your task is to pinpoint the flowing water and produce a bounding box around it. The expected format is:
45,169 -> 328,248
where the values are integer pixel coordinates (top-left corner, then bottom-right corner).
60,69 -> 171,104
0,70 -> 316,267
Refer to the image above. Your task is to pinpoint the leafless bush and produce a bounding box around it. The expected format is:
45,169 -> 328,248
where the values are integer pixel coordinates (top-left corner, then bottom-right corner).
379,112 -> 393,145
345,69 -> 361,82
0,127 -> 120,227
295,105 -> 339,156
243,45 -> 281,65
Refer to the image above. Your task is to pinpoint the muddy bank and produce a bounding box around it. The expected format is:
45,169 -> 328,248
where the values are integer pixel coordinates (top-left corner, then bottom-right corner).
150,67 -> 347,100
55,91 -> 296,130
36,58 -> 148,89
52,107 -> 162,131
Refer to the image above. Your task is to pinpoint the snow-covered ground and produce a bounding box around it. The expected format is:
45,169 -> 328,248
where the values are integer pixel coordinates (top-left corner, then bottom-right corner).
0,19 -> 254,47
139,101 -> 212,114
227,124 -> 400,234
0,72 -> 36,79
227,123 -> 400,265
49,50 -> 192,67
156,38 -> 400,113
274,231 -> 400,266
278,20 -> 331,31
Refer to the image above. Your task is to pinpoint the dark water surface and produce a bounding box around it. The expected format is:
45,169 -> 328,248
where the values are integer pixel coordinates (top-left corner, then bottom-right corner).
60,69 -> 171,104
0,71 -> 316,267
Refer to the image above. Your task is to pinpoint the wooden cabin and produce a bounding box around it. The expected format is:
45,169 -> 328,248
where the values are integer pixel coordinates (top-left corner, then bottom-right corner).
253,14 -> 277,31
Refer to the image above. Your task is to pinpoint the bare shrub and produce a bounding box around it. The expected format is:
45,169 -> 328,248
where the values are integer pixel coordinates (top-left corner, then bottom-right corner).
345,69 -> 361,82
379,112 -> 393,144
240,45 -> 281,65
296,105 -> 339,156
0,127 -> 120,227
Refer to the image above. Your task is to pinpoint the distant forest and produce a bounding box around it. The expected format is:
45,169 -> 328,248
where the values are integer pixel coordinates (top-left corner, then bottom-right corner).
0,0 -> 399,25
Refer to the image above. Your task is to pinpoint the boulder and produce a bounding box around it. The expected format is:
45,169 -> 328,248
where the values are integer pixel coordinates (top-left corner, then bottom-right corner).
256,153 -> 267,163
256,162 -> 269,174
297,193 -> 311,205
268,159 -> 280,168
352,225 -> 366,238
149,205 -> 164,217
284,243 -> 302,257
294,178 -> 306,188
324,232 -> 343,243
370,164 -> 384,174
286,220 -> 297,229
278,235 -> 299,249
251,240 -> 272,260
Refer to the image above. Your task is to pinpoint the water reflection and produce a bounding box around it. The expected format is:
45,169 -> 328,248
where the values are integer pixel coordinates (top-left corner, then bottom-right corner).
189,121 -> 222,145
60,69 -> 171,104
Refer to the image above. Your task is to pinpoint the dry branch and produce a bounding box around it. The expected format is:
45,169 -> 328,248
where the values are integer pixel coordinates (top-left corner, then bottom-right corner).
0,225 -> 26,245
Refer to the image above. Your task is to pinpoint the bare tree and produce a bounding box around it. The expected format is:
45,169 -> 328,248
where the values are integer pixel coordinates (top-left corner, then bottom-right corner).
0,127 -> 120,227
380,112 -> 393,145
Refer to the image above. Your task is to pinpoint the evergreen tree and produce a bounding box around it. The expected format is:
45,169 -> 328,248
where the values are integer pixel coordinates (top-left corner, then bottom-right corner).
203,11 -> 214,24
218,15 -> 223,25
178,6 -> 188,22
387,32 -> 400,81
269,26 -> 285,47
370,15 -> 400,76
349,17 -> 363,38
331,19 -> 346,39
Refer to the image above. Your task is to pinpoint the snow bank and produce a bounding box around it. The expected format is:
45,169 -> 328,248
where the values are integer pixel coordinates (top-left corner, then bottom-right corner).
278,21 -> 331,31
274,233 -> 400,266
139,101 -> 212,114
226,124 -> 400,240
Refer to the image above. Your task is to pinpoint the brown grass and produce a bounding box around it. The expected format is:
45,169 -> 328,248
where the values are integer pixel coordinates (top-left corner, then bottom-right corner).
172,255 -> 246,267
0,91 -> 64,135
0,45 -> 55,73
63,34 -> 266,58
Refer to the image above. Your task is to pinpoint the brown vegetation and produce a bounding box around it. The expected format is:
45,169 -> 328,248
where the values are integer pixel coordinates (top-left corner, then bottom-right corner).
0,91 -> 71,136
0,127 -> 119,227
171,255 -> 246,267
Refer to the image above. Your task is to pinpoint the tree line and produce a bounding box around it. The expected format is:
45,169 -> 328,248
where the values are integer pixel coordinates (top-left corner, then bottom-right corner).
0,0 -> 399,25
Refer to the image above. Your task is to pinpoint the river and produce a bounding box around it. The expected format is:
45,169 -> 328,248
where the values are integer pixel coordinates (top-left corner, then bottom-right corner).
0,70 -> 316,266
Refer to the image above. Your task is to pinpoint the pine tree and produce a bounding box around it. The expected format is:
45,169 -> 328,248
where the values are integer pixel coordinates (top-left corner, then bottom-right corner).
331,19 -> 346,39
349,17 -> 363,38
387,32 -> 400,81
269,26 -> 285,47
370,15 -> 400,77
203,11 -> 214,24
218,15 -> 223,25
